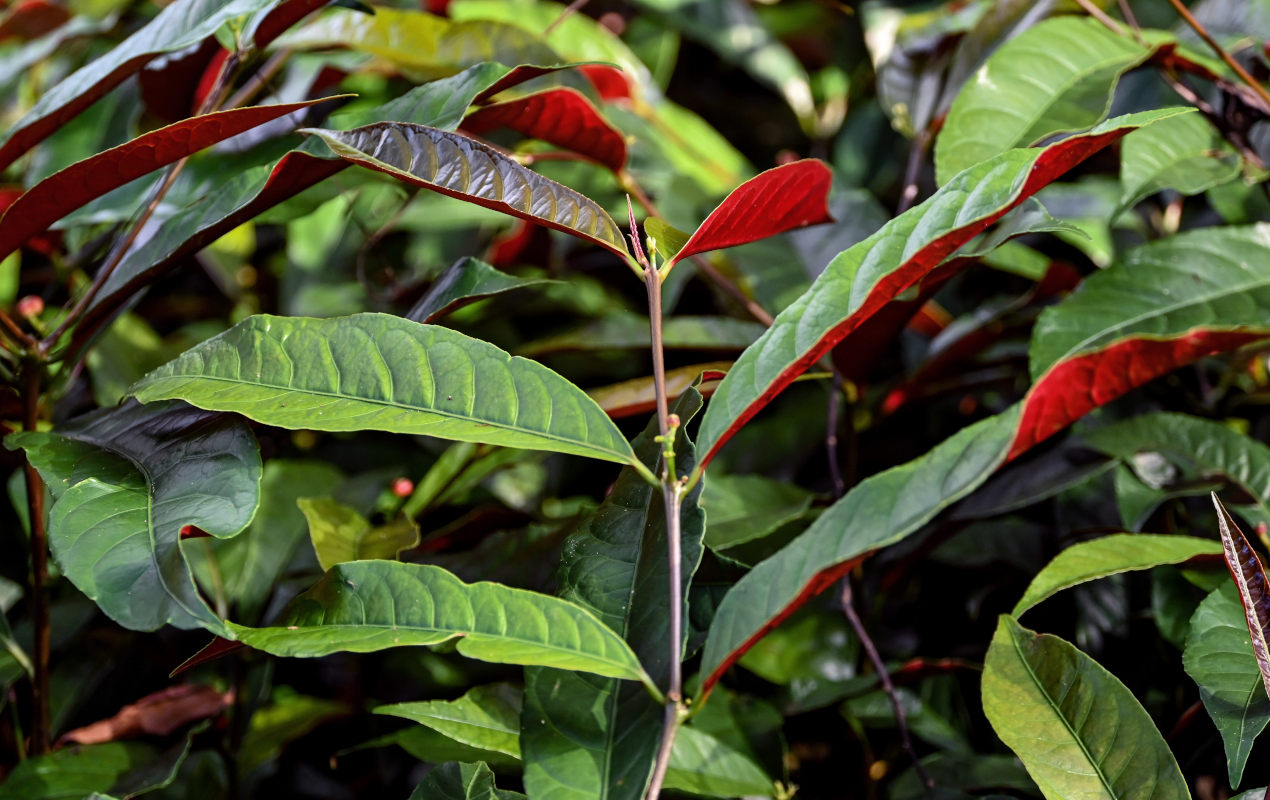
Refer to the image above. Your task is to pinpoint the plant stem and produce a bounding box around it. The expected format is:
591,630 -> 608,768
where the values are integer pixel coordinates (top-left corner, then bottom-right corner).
841,578 -> 931,790
1165,0 -> 1270,110
20,362 -> 49,755
1072,0 -> 1125,35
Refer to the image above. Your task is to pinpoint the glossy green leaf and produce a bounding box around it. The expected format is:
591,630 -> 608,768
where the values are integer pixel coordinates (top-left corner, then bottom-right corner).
302,124 -> 631,260
407,257 -> 556,324
130,313 -> 636,466
1119,109 -> 1241,212
701,473 -> 814,551
378,684 -> 521,758
1184,584 -> 1270,786
935,16 -> 1159,183
982,615 -> 1188,800
522,389 -> 705,800
6,401 -> 260,634
1013,534 -> 1222,617
408,762 -> 525,800
519,313 -> 765,356
298,497 -> 419,571
699,405 -> 1021,694
228,561 -> 654,690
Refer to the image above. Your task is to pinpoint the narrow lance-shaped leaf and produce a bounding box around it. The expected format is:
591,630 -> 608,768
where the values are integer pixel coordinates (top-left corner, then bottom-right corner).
302,123 -> 632,259
1011,225 -> 1270,459
228,560 -> 656,693
130,313 -> 636,466
461,87 -> 628,173
695,109 -> 1180,471
1213,493 -> 1270,701
5,401 -> 261,634
0,99 -> 332,261
982,615 -> 1189,800
0,0 -> 281,170
378,684 -> 521,757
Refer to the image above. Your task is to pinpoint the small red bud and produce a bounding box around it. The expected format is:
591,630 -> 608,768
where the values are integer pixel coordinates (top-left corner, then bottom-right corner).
15,295 -> 43,317
391,477 -> 414,498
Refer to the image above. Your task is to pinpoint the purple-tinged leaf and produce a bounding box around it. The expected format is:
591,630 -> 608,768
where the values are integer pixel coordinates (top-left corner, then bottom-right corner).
1213,493 -> 1270,701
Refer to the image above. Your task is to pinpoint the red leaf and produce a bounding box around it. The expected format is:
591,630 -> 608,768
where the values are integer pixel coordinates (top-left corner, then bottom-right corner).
579,64 -> 632,101
668,159 -> 832,268
0,98 -> 331,261
1212,493 -> 1270,701
170,638 -> 248,677
192,48 -> 231,113
0,0 -> 69,42
486,219 -> 550,267
250,0 -> 330,49
138,39 -> 223,123
462,88 -> 628,173
1007,330 -> 1268,460
59,684 -> 231,745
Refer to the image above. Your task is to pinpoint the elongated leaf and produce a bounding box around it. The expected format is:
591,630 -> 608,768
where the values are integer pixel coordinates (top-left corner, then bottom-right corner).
0,99 -> 329,261
130,313 -> 636,466
699,405 -> 1020,695
666,160 -> 832,270
462,88 -> 627,173
520,313 -> 765,356
587,362 -> 729,420
298,497 -> 419,571
6,401 -> 260,634
522,389 -> 705,800
409,762 -> 525,800
696,110 -> 1177,471
304,123 -> 631,259
1013,225 -> 1270,459
1012,534 -> 1222,617
1184,584 -> 1270,786
407,257 -> 555,323
228,561 -> 654,691
378,684 -> 521,757
1119,109 -> 1241,212
934,16 -> 1160,183
0,0 -> 279,170
982,615 -> 1188,800
1213,494 -> 1270,702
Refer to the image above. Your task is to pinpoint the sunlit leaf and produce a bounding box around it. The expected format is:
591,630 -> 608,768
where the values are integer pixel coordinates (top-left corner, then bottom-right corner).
298,497 -> 419,571
378,684 -> 521,758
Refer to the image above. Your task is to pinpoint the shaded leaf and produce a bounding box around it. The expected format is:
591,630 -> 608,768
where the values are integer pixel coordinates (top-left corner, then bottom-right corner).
238,690 -> 348,774
6,401 -> 261,634
0,99 -> 331,261
644,218 -> 691,262
695,110 -> 1178,471
130,313 -> 636,466
701,473 -> 814,551
406,257 -> 556,323
298,497 -> 419,571
408,762 -> 525,800
0,0 -> 280,171
1013,225 -> 1270,459
0,742 -> 158,800
228,561 -> 654,691
303,123 -> 631,259
519,313 -> 764,356
60,685 -> 230,745
663,727 -> 774,798
377,684 -> 521,757
982,615 -> 1188,800
934,16 -> 1160,183
1119,109 -> 1242,212
587,362 -> 729,420
1184,583 -> 1270,786
1012,534 -> 1222,617
462,88 -> 627,173
699,405 -> 1020,696
1213,494 -> 1270,702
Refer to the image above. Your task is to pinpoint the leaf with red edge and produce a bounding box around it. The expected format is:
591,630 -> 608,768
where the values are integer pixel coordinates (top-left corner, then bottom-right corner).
302,123 -> 632,259
1212,493 -> 1270,701
0,0 -> 69,43
0,99 -> 334,261
666,160 -> 832,270
693,109 -> 1184,472
0,0 -> 282,172
1010,224 -> 1270,459
462,87 -> 627,173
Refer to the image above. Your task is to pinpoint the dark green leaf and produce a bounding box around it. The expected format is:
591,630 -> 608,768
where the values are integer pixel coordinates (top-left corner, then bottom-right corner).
701,473 -> 814,551
0,741 -> 155,800
406,257 -> 556,324
1212,495 -> 1270,704
408,762 -> 525,800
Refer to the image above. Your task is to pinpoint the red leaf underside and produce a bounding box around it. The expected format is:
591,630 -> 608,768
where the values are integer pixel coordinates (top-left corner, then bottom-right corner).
138,38 -> 223,122
1213,495 -> 1270,700
462,88 -> 627,173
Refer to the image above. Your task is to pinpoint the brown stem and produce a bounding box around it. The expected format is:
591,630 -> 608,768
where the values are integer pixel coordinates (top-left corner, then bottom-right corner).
0,309 -> 33,351
841,578 -> 932,790
896,127 -> 931,216
224,47 -> 291,110
1166,0 -> 1270,110
826,375 -> 846,497
544,0 -> 588,35
20,363 -> 49,754
1072,0 -> 1126,34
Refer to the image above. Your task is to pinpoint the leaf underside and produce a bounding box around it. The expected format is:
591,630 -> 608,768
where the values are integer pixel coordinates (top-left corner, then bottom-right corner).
1213,494 -> 1270,703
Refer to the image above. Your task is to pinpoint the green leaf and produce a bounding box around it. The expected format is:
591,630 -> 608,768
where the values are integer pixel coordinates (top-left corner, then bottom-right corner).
408,762 -> 526,800
1012,534 -> 1222,617
982,615 -> 1188,800
1184,584 -> 1270,786
699,405 -> 1021,694
377,684 -> 521,758
645,218 -> 691,262
934,16 -> 1159,183
298,497 -> 419,571
521,389 -> 706,800
519,312 -> 766,356
130,313 -> 636,466
301,125 -> 632,259
663,727 -> 775,798
406,257 -> 556,324
1119,109 -> 1241,212
239,690 -> 348,774
6,401 -> 260,634
0,741 -> 156,800
701,473 -> 814,551
228,561 -> 654,690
